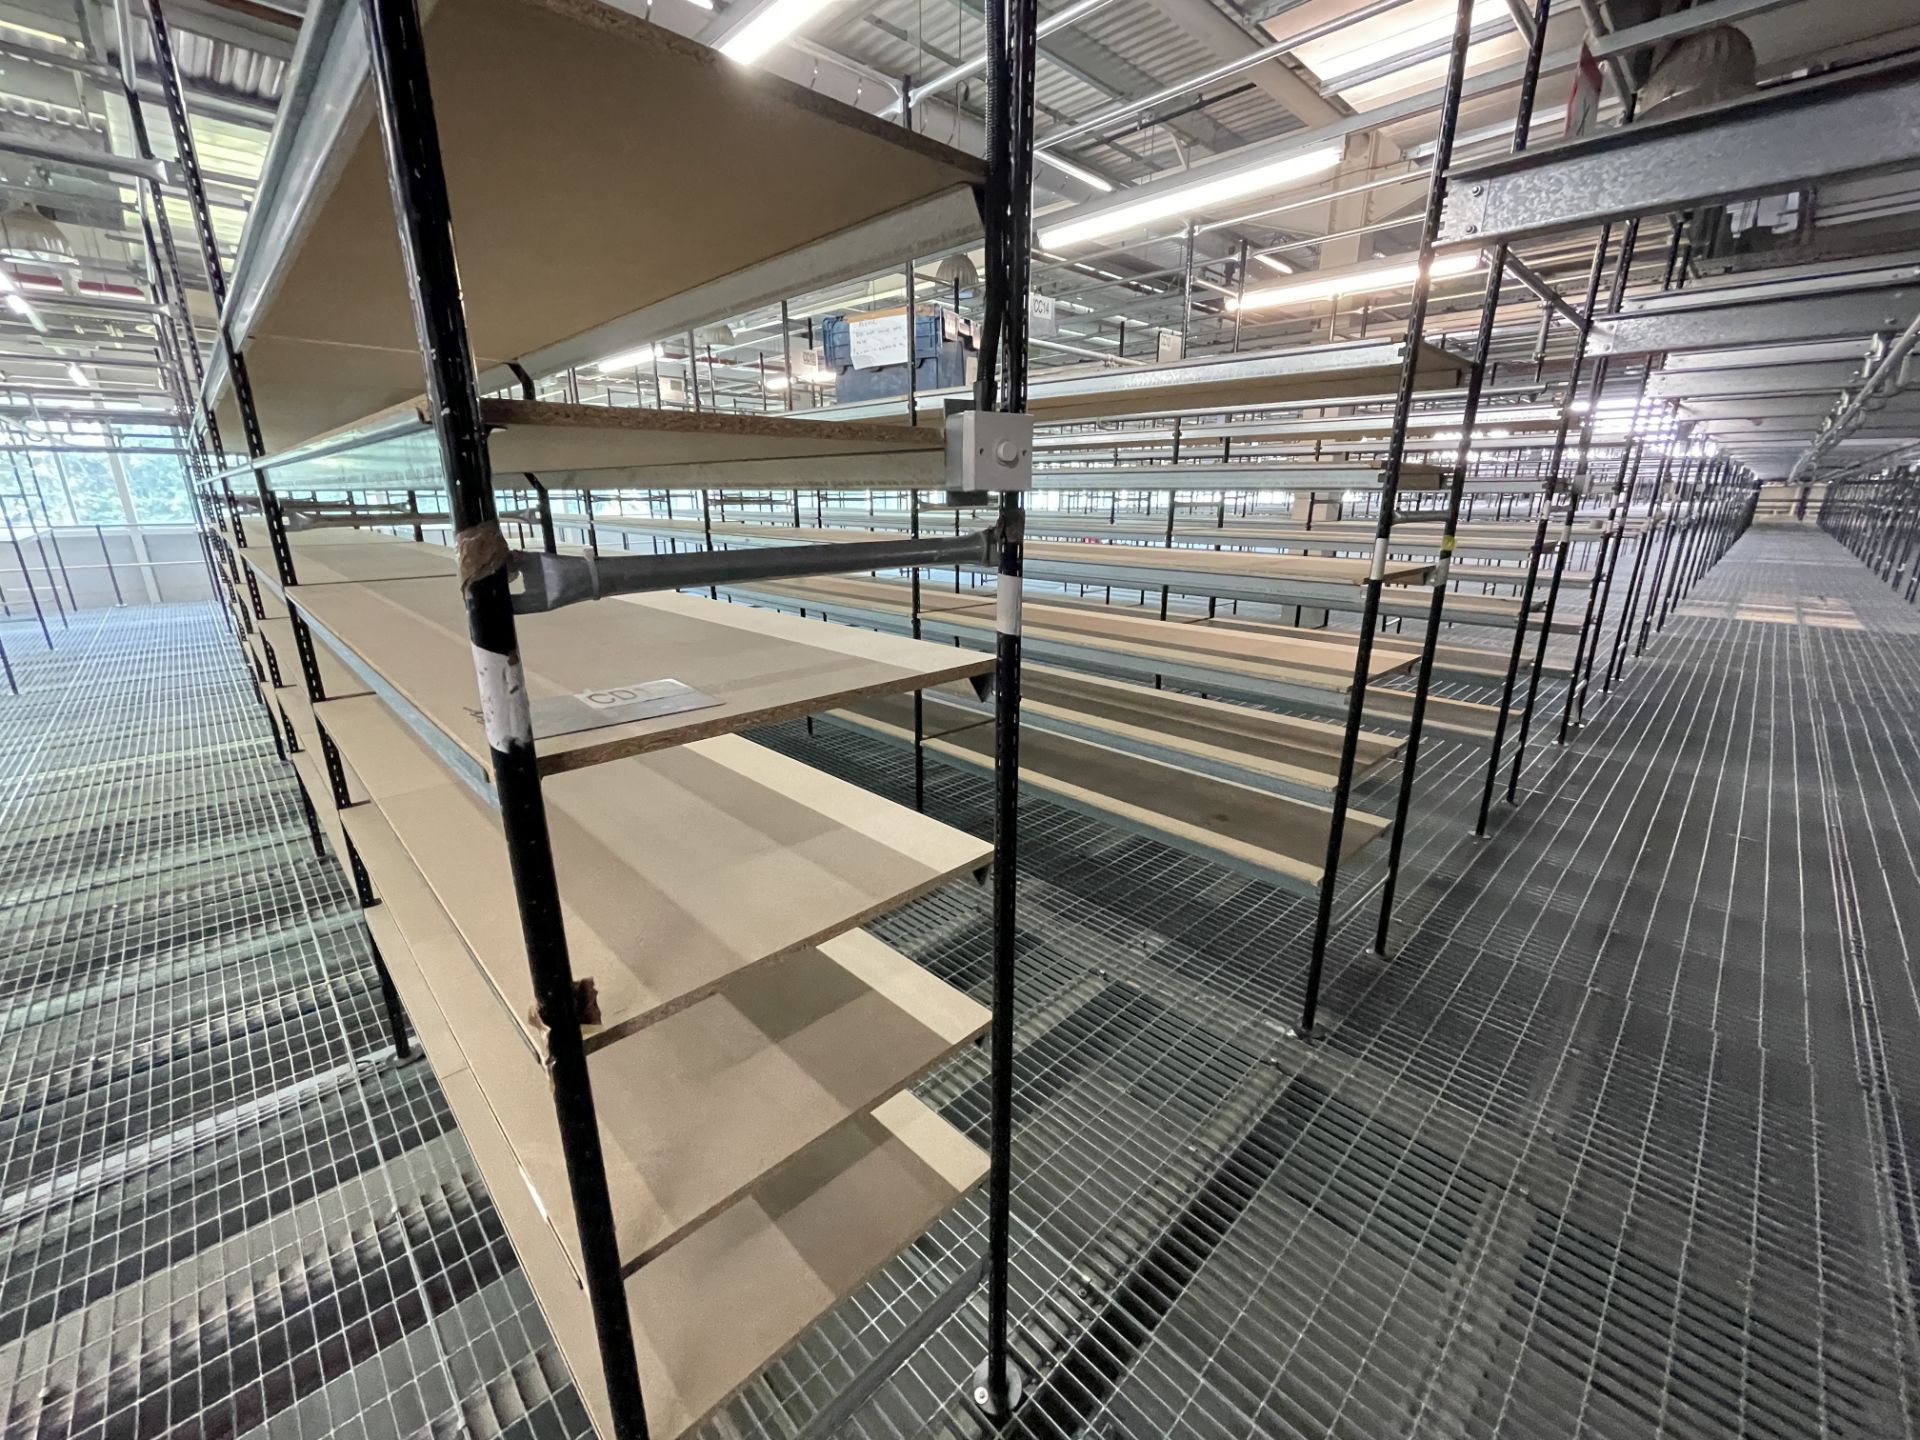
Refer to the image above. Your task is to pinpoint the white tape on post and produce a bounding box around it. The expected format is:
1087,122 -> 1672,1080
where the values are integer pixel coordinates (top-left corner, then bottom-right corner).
1369,536 -> 1390,581
473,645 -> 533,751
997,581 -> 1023,637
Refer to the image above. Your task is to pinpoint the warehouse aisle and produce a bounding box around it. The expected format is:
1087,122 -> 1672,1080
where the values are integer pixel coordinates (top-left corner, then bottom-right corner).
1270,523 -> 1920,1440
0,522 -> 1913,1440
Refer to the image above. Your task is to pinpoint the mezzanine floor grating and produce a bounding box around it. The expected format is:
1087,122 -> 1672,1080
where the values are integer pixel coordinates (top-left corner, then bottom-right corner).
0,521 -> 1914,1440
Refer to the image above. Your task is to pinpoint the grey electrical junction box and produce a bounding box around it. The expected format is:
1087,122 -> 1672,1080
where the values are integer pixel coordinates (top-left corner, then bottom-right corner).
946,409 -> 1034,492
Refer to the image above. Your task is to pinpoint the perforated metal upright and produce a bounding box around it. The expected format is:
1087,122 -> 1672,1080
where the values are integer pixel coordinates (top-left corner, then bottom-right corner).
1297,0 -> 1481,1036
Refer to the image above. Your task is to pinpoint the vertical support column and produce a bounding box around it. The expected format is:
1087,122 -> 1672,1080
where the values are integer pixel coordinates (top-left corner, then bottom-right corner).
1635,447 -> 1695,656
973,0 -> 1035,1414
1157,485 -> 1177,620
148,0 -> 319,720
1551,216 -> 1645,743
106,450 -> 164,604
1298,0 -> 1479,1035
1604,410 -> 1676,689
360,1 -> 651,1435
1,496 -> 51,648
1374,0 -> 1551,952
1497,216 -> 1619,807
1583,219 -> 1685,704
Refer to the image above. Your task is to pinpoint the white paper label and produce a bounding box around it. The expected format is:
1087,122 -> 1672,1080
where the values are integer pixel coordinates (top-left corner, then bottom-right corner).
526,678 -> 719,739
1028,294 -> 1058,339
849,311 -> 911,369
1370,536 -> 1390,581
997,583 -> 1023,637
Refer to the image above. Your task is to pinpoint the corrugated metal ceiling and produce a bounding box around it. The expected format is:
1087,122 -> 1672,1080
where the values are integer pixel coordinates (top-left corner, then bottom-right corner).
825,0 -> 1310,185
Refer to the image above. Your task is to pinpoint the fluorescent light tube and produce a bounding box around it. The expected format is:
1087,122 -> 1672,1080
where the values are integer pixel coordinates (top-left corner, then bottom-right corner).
1256,253 -> 1294,274
1039,152 -> 1113,193
1039,144 -> 1343,249
1308,0 -> 1509,86
591,344 -> 657,373
718,0 -> 839,65
5,292 -> 47,333
1229,250 -> 1481,312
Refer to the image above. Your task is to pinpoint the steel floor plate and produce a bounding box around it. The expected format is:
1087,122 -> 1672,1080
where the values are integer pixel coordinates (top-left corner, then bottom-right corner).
0,523 -> 1914,1440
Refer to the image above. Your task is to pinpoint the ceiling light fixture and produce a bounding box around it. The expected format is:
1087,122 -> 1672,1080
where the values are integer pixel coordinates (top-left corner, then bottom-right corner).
1304,0 -> 1509,86
1038,144 -> 1343,249
591,344 -> 657,373
1229,249 -> 1481,312
717,0 -> 840,65
1038,152 -> 1113,193
3,292 -> 46,333
65,362 -> 88,387
934,252 -> 981,292
1256,253 -> 1294,274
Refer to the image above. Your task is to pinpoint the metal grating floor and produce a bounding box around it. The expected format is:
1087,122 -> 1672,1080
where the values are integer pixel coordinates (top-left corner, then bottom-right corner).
1,523 -> 1916,1440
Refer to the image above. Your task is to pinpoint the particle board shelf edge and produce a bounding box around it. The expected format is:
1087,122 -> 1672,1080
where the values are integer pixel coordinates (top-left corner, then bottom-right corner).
285,747 -> 347,859
594,516 -> 1437,624
929,610 -> 1405,698
1363,686 -> 1514,739
210,0 -> 985,453
340,799 -> 988,1277
241,530 -> 458,591
836,697 -> 1389,894
1020,666 -> 1404,785
1031,462 -> 1451,491
223,397 -> 953,492
256,614 -> 369,702
314,692 -> 993,1054
395,983 -> 983,1440
788,338 -> 1470,425
288,578 -> 991,781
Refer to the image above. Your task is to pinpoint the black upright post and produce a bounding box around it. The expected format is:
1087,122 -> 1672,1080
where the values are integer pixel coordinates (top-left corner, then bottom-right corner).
975,0 -> 1035,1414
910,487 -> 926,812
1605,412 -> 1678,689
1298,0 -> 1477,1037
0,500 -> 51,648
149,0 -> 309,730
1495,220 -> 1614,807
1585,220 -> 1685,704
1551,214 -> 1643,743
1635,448 -> 1695,655
1373,0 -> 1550,953
360,0 -> 651,1435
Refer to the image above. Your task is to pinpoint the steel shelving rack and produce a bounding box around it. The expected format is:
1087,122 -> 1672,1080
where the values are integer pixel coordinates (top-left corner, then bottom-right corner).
1821,465 -> 1920,598
1282,0 -> 1903,1032
157,0 -> 1047,1433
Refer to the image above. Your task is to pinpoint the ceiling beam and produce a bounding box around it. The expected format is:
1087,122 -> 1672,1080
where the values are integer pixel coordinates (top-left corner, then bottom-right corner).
1135,0 -> 1341,128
